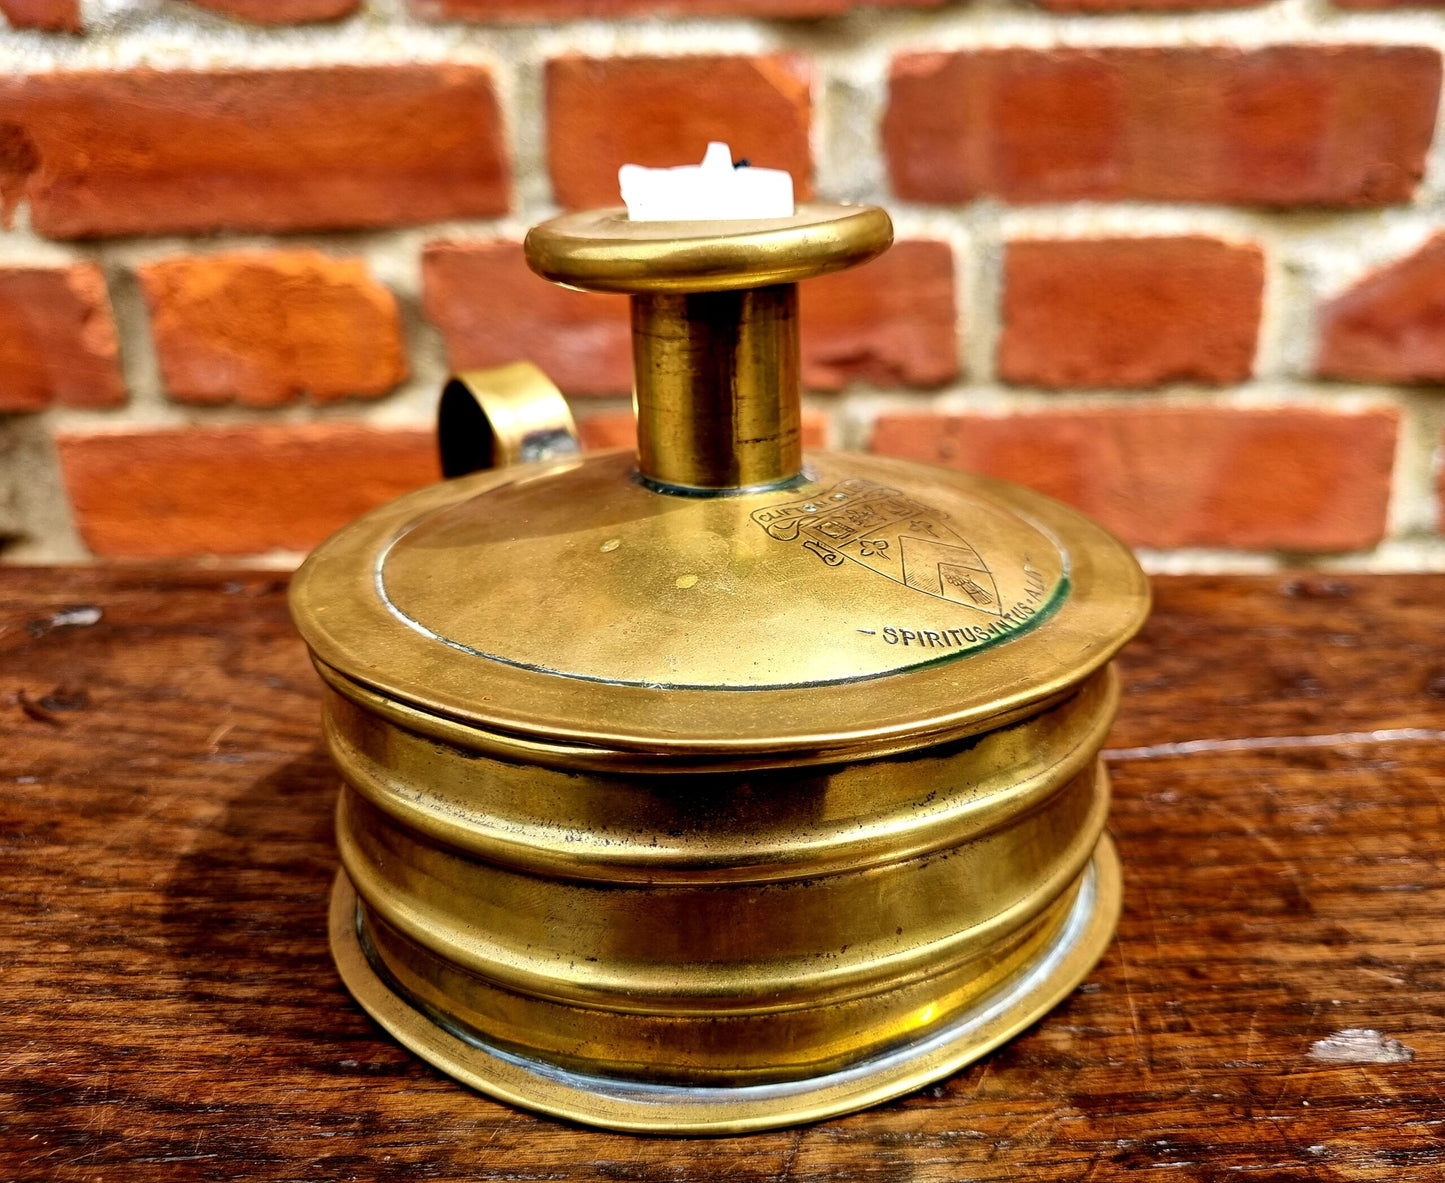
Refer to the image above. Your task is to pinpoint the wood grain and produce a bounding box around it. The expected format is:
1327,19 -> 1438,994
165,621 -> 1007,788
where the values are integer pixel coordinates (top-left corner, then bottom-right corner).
2,568 -> 1442,1181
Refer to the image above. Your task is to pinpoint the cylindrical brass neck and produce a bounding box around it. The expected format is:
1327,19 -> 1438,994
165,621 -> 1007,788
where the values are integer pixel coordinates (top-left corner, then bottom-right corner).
524,203 -> 894,493
630,285 -> 802,493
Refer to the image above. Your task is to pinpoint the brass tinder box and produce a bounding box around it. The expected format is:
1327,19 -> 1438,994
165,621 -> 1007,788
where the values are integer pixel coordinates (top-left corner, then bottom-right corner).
290,202 -> 1150,1134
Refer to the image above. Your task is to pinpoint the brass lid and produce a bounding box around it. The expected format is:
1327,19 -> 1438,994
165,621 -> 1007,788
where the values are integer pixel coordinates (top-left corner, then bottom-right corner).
291,449 -> 1147,768
290,202 -> 1149,769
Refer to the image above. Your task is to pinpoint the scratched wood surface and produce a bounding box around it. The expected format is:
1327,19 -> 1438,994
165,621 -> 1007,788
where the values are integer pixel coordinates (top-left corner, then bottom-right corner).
2,567 -> 1443,1182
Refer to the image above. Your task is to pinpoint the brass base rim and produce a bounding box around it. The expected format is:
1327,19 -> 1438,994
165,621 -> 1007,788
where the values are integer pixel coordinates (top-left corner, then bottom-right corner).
327,834 -> 1122,1135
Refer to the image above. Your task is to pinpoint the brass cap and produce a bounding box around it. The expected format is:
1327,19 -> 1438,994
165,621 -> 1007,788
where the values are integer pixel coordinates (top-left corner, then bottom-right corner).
523,202 -> 893,294
290,450 -> 1150,771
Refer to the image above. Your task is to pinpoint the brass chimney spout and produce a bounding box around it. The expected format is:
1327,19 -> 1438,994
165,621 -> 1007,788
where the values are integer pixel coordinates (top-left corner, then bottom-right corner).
628,284 -> 802,491
523,204 -> 893,493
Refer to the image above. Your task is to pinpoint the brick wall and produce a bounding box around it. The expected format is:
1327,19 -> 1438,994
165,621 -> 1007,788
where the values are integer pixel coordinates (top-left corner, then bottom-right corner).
1,0 -> 1443,570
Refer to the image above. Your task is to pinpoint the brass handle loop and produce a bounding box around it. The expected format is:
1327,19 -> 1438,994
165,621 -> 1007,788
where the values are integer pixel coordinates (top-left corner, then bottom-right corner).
438,361 -> 581,478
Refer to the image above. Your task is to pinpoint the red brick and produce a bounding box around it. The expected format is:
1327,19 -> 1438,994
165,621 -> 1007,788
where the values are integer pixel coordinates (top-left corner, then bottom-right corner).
423,241 -> 632,397
0,0 -> 79,31
0,65 -> 508,239
57,425 -> 438,558
870,406 -> 1397,552
1316,234 -> 1445,383
139,251 -> 407,408
1000,237 -> 1263,389
884,46 -> 1441,207
187,0 -> 358,20
0,264 -> 124,412
415,0 -> 941,15
547,55 -> 812,209
577,407 -> 827,452
577,410 -> 640,451
801,240 -> 958,390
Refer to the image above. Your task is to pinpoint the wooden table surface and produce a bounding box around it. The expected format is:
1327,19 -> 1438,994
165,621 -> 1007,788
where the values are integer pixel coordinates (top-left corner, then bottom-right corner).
2,567 -> 1443,1182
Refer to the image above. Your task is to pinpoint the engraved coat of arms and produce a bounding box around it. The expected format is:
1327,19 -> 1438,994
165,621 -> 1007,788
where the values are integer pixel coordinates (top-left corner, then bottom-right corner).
750,479 -> 1003,613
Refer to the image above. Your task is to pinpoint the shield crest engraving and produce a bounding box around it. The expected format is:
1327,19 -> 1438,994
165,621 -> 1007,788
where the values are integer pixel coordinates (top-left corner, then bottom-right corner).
749,479 -> 1003,612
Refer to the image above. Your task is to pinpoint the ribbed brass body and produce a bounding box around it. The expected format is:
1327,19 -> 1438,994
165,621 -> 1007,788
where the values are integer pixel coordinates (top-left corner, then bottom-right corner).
292,202 -> 1150,1133
325,668 -> 1112,1079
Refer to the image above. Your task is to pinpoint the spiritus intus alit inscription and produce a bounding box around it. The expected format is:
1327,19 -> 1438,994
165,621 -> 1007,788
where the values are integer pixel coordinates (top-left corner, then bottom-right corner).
868,559 -> 1053,648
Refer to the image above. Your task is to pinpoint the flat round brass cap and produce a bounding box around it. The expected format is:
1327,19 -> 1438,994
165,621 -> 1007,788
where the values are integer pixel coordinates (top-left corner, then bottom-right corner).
523,203 -> 893,293
290,450 -> 1149,770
